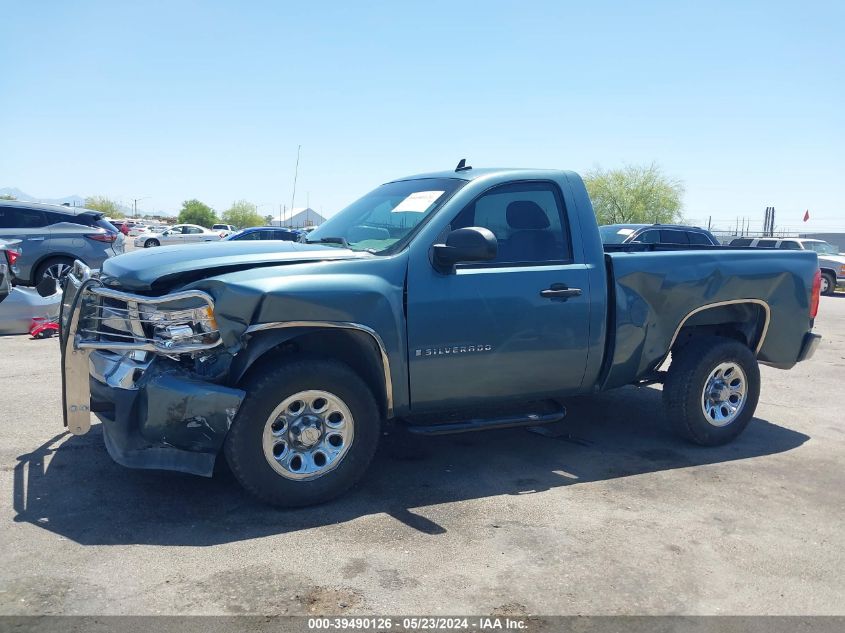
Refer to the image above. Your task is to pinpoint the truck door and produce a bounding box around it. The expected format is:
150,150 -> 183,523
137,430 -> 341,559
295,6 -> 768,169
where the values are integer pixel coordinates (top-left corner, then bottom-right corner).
406,181 -> 591,411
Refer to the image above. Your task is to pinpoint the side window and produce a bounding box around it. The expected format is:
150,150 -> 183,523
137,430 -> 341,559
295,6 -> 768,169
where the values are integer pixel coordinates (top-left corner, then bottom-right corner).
636,230 -> 660,244
185,226 -> 203,234
778,241 -> 801,250
688,232 -> 712,245
0,208 -> 13,228
0,208 -> 47,228
757,239 -> 777,248
238,231 -> 261,240
659,230 -> 689,244
730,238 -> 752,246
451,182 -> 571,265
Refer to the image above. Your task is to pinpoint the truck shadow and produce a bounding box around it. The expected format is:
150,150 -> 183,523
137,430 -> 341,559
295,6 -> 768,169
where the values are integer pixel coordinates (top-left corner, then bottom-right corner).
13,386 -> 808,546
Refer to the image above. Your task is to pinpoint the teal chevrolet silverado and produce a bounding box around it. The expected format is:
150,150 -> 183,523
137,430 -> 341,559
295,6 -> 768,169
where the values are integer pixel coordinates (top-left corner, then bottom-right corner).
59,165 -> 823,506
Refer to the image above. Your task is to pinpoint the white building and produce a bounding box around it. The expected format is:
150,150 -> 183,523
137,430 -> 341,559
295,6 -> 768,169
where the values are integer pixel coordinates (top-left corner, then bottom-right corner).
269,207 -> 326,229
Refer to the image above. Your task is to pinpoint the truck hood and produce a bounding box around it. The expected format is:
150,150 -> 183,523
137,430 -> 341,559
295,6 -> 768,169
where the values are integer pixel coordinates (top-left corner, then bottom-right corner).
100,241 -> 370,292
818,253 -> 845,267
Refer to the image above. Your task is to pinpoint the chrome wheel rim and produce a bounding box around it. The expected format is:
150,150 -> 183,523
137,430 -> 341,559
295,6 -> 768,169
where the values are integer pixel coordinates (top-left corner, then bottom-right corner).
44,262 -> 71,281
701,362 -> 747,427
261,390 -> 354,480
821,276 -> 830,294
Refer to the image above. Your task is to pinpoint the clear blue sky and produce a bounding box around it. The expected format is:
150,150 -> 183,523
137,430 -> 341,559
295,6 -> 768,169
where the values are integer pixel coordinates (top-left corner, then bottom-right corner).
2,0 -> 843,231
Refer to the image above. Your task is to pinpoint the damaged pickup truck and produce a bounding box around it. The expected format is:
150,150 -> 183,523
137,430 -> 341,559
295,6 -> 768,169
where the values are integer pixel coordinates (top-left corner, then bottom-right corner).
60,166 -> 823,506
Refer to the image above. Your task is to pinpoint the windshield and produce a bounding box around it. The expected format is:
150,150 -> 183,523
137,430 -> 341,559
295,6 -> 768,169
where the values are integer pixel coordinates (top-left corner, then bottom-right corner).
599,225 -> 641,244
306,178 -> 465,253
804,241 -> 840,255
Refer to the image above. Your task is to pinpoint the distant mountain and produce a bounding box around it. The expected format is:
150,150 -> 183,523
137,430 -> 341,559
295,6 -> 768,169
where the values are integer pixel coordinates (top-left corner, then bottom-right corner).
0,187 -> 88,208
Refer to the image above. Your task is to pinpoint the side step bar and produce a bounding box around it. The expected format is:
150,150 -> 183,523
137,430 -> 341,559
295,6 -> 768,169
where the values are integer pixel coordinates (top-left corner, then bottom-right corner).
405,407 -> 566,436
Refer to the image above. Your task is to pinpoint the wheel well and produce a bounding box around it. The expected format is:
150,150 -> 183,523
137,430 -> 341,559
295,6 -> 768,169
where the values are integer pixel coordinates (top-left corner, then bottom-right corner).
819,268 -> 836,279
235,328 -> 390,419
671,302 -> 769,356
31,254 -> 78,284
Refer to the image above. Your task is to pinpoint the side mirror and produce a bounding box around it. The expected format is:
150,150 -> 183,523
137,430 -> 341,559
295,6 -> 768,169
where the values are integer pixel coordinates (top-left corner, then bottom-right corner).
162,230 -> 170,236
432,227 -> 498,272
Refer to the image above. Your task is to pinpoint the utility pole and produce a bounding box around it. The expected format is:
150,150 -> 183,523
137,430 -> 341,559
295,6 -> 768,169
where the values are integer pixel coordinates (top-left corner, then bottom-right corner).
290,145 -> 301,220
132,197 -> 150,219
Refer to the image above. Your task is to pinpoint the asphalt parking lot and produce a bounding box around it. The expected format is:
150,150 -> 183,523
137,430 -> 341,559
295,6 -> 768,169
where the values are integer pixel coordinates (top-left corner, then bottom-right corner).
0,295 -> 843,616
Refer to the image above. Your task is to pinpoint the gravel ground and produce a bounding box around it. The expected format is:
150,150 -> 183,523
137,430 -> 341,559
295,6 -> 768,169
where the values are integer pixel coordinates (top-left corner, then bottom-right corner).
0,295 -> 843,616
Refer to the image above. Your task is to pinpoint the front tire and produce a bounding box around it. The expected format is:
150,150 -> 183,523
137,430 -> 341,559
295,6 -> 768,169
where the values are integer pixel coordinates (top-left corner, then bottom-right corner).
144,239 -> 160,248
35,257 -> 74,286
224,358 -> 381,507
663,336 -> 760,446
821,272 -> 836,296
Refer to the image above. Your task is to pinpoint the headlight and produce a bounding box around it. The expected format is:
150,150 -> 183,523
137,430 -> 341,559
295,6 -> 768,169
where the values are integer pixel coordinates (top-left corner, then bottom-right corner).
139,303 -> 219,350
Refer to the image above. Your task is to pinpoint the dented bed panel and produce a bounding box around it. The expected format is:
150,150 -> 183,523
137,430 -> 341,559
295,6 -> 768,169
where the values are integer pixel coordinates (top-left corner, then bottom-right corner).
602,248 -> 818,388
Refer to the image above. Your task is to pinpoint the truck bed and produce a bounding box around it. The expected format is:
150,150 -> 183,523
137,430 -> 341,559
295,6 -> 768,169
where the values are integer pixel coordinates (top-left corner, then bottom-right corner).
600,248 -> 818,389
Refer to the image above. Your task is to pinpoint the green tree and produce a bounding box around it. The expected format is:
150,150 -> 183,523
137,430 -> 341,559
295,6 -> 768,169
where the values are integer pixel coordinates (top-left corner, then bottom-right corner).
263,214 -> 274,225
178,199 -> 218,227
84,196 -> 124,218
222,200 -> 263,229
0,194 -> 16,200
583,163 -> 684,225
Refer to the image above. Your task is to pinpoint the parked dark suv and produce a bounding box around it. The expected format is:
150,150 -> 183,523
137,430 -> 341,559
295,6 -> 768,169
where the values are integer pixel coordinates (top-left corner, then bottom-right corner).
599,223 -> 720,246
0,201 -> 124,285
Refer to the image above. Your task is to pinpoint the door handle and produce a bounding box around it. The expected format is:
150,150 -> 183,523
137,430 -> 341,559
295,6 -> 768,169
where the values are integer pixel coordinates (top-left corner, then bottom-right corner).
540,283 -> 582,300
27,236 -> 45,241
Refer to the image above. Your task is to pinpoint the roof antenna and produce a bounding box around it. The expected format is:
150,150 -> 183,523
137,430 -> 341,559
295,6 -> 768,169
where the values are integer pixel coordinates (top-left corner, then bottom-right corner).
455,158 -> 472,172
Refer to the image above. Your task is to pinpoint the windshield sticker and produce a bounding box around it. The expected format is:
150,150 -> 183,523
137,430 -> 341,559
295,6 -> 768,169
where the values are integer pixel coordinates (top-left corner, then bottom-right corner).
616,228 -> 635,235
392,191 -> 445,213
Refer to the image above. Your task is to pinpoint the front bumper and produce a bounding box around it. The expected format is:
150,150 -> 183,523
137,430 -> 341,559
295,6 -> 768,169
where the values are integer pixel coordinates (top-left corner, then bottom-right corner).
60,261 -> 245,476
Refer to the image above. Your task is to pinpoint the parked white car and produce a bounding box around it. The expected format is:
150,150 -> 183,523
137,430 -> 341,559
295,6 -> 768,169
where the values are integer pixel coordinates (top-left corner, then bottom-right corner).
128,224 -> 152,237
211,223 -> 237,237
135,224 -> 225,248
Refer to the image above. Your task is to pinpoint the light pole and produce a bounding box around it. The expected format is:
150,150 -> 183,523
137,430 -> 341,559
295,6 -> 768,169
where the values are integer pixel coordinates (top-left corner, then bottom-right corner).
132,197 -> 150,219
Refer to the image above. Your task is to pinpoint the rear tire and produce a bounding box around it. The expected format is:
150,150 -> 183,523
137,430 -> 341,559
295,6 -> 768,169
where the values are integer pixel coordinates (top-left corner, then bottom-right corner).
663,336 -> 760,446
821,272 -> 836,296
144,239 -> 160,248
224,358 -> 381,507
34,257 -> 74,286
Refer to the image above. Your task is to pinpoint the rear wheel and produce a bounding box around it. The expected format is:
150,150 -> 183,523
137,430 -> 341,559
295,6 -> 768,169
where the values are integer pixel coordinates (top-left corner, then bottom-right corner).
144,238 -> 160,248
821,272 -> 836,296
663,336 -> 760,445
35,257 -> 74,285
224,358 -> 381,507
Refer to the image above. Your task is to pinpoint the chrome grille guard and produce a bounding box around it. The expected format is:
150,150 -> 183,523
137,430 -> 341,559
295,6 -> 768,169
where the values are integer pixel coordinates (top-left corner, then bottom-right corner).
60,260 -> 222,435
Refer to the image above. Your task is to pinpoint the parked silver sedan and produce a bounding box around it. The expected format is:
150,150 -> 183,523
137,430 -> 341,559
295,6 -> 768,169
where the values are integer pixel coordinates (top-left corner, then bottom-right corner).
134,224 -> 225,248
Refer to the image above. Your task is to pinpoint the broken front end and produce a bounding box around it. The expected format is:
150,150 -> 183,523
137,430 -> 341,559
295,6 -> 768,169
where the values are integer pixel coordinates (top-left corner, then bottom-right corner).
60,261 -> 245,476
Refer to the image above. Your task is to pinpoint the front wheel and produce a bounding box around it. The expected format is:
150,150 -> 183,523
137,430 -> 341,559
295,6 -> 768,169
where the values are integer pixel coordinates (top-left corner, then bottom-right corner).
224,358 -> 381,507
35,257 -> 74,286
821,272 -> 836,296
663,336 -> 760,446
144,239 -> 160,248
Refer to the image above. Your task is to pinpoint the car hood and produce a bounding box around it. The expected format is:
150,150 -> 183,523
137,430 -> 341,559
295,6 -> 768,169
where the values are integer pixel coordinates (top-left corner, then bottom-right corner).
818,253 -> 845,266
100,240 -> 370,292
